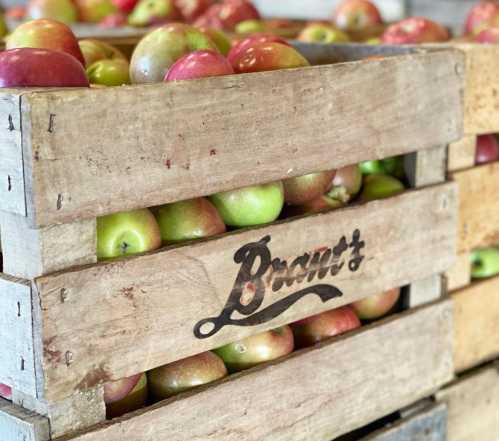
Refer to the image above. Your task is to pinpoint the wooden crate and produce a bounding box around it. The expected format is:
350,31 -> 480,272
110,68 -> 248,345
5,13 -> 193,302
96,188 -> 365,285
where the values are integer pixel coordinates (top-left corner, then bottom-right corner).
0,45 -> 463,439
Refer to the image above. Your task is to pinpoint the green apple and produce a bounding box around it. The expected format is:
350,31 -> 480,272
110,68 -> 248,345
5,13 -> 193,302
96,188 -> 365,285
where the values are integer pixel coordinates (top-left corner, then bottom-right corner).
209,182 -> 284,227
79,39 -> 127,68
0,12 -> 7,38
155,197 -> 226,243
74,0 -> 117,23
214,326 -> 294,373
471,248 -> 499,279
360,174 -> 405,201
359,159 -> 384,175
352,288 -> 401,320
97,208 -> 162,260
87,58 -> 130,86
104,373 -> 147,419
128,0 -> 179,27
198,26 -> 231,55
297,23 -> 350,43
27,0 -> 77,23
327,164 -> 362,203
381,155 -> 405,180
235,19 -> 266,34
366,37 -> 381,45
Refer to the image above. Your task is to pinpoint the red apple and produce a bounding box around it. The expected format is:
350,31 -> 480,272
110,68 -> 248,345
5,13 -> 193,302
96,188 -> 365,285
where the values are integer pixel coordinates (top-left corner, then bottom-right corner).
128,0 -> 180,27
0,48 -> 89,88
214,326 -> 294,372
27,0 -> 78,23
6,6 -> 26,20
6,19 -> 85,65
291,306 -> 361,348
148,352 -> 227,401
99,11 -> 128,27
232,42 -> 309,73
327,164 -> 363,203
104,373 -> 147,418
0,383 -> 12,400
476,134 -> 499,164
175,0 -> 213,22
352,288 -> 401,320
333,0 -> 382,32
284,194 -> 344,217
382,17 -> 449,44
194,0 -> 260,31
475,26 -> 499,42
464,1 -> 499,35
75,0 -> 117,23
227,33 -> 289,66
193,4 -> 224,29
283,171 -> 336,206
111,0 -> 138,13
165,50 -> 233,81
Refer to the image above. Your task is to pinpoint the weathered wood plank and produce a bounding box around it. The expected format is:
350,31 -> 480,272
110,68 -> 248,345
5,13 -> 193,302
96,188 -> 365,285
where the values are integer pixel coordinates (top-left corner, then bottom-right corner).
452,276 -> 499,372
57,300 -> 453,441
404,275 -> 443,309
0,397 -> 49,441
452,162 -> 499,253
7,49 -> 462,227
404,145 -> 447,188
437,363 -> 499,441
447,136 -> 476,173
445,252 -> 471,292
30,184 -> 457,401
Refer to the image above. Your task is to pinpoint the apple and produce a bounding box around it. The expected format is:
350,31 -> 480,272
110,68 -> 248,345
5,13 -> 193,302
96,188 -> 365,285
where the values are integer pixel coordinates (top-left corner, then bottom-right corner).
209,182 -> 284,227
232,42 -> 310,74
352,288 -> 401,320
366,37 -> 381,44
197,26 -> 232,55
130,23 -> 218,84
175,0 -> 213,22
475,26 -> 499,43
327,164 -> 362,203
27,0 -> 78,23
215,326 -> 294,372
227,33 -> 289,66
96,208 -> 162,260
0,48 -> 89,88
284,194 -> 344,217
79,39 -> 127,67
104,373 -> 147,419
235,19 -> 266,34
87,59 -> 130,86
381,155 -> 405,180
464,1 -> 499,35
475,134 -> 499,165
6,19 -> 85,65
128,0 -> 180,27
75,0 -> 117,23
193,4 -> 224,29
165,50 -> 233,81
6,6 -> 26,20
99,11 -> 128,27
155,197 -> 226,242
359,159 -> 384,175
333,0 -> 382,32
148,351 -> 227,401
471,247 -> 499,279
291,306 -> 361,348
111,0 -> 138,13
283,171 -> 336,206
382,17 -> 449,44
0,12 -> 7,38
0,383 -> 12,400
195,0 -> 260,31
360,174 -> 405,201
298,23 -> 350,43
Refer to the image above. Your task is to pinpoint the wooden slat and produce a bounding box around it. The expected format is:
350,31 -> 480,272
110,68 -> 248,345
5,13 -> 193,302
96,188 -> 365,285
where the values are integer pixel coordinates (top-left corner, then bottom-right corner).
57,300 -> 453,441
452,162 -> 499,253
27,184 -> 457,401
452,276 -> 499,372
447,136 -> 476,173
404,145 -> 447,188
445,252 -> 471,292
0,397 -> 49,441
3,49 -> 463,227
437,363 -> 499,441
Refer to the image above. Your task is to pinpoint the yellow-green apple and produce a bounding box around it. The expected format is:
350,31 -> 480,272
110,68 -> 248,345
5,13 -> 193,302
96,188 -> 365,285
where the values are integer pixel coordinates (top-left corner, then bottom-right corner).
209,182 -> 284,227
366,37 -> 381,44
227,33 -> 289,66
79,38 -> 127,67
0,383 -> 12,400
382,17 -> 449,44
232,42 -> 309,73
283,171 -> 336,206
0,48 -> 89,87
130,23 -> 218,83
291,306 -> 361,348
155,197 -> 226,242
0,11 -> 7,38
381,155 -> 405,179
75,0 -> 117,22
475,134 -> 499,164
298,23 -> 350,43
148,352 -> 227,401
111,0 -> 138,13
360,174 -> 404,201
128,0 -> 180,27
214,326 -> 294,372
333,0 -> 382,32
6,19 -> 85,65
175,0 -> 213,22
87,58 -> 130,86
475,26 -> 499,42
165,49 -> 233,80
360,159 -> 384,175
96,208 -> 162,260
471,247 -> 499,279
327,164 -> 362,203
195,0 -> 260,31
198,26 -> 232,55
27,0 -> 77,23
104,373 -> 147,419
352,288 -> 400,320
235,19 -> 266,34
464,1 -> 499,35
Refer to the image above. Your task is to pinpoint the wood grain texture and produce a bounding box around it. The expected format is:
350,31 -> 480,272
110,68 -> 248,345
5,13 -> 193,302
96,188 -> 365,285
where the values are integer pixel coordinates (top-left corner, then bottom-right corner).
30,184 -> 457,400
447,136 -> 476,173
445,252 -> 471,292
4,49 -> 463,227
452,162 -> 499,253
452,276 -> 499,372
57,300 -> 454,441
404,145 -> 447,188
437,363 -> 499,441
0,397 -> 49,441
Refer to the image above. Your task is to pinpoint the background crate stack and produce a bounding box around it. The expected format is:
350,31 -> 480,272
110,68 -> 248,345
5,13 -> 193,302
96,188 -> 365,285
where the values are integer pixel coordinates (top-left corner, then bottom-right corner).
0,41 -> 463,441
